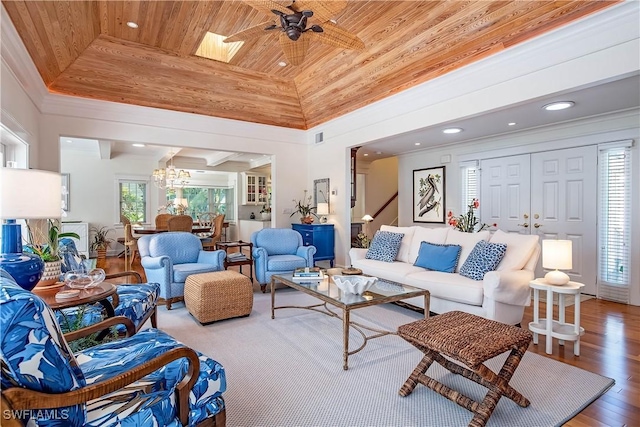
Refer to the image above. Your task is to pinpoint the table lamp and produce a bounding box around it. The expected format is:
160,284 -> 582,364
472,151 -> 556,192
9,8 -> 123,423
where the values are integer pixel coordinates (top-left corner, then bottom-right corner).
0,168 -> 62,290
542,239 -> 572,285
317,202 -> 329,223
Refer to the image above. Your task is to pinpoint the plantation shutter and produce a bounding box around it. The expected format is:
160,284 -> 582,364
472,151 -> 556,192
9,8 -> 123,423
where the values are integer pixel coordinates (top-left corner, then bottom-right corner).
597,142 -> 631,303
460,161 -> 479,213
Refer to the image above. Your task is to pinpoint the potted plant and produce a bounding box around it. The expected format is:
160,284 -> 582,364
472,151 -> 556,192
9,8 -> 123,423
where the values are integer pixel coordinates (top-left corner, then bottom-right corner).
290,191 -> 318,224
260,204 -> 271,220
25,219 -> 80,287
90,225 -> 115,268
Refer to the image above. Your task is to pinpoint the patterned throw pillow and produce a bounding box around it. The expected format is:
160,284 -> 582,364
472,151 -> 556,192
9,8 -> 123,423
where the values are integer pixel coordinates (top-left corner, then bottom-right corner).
459,240 -> 508,281
414,242 -> 462,273
365,231 -> 405,263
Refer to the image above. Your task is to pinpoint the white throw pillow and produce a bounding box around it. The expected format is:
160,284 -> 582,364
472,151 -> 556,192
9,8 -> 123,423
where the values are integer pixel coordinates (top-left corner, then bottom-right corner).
381,225 -> 415,263
408,226 -> 449,264
490,229 -> 539,271
445,229 -> 491,272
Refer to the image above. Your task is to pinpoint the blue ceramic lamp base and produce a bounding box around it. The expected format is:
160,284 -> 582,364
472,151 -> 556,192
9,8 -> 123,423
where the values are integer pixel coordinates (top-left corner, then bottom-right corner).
0,220 -> 44,291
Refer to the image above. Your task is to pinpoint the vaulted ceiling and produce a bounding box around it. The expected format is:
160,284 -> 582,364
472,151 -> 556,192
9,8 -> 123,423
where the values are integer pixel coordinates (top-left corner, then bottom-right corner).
3,0 -> 619,130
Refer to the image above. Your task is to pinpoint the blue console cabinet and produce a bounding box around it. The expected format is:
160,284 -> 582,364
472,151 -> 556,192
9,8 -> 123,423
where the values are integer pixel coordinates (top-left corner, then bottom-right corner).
292,223 -> 335,267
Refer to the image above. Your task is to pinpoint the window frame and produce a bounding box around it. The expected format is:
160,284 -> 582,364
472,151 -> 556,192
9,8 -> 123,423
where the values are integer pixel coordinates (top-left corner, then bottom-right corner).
115,175 -> 150,225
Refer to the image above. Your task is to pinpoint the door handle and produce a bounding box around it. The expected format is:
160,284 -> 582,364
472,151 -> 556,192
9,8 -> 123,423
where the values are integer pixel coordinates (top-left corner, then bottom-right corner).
533,223 -> 542,228
517,223 -> 529,228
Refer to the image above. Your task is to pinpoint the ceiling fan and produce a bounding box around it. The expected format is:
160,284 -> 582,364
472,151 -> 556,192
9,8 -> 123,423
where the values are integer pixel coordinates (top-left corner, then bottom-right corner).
224,0 -> 365,66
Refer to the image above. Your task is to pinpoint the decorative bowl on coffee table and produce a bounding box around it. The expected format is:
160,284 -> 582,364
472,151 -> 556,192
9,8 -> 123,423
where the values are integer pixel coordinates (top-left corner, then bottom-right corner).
63,268 -> 106,289
332,275 -> 377,295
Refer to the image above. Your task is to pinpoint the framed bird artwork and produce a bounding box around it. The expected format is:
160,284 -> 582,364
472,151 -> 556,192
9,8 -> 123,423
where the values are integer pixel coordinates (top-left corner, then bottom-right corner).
413,167 -> 445,223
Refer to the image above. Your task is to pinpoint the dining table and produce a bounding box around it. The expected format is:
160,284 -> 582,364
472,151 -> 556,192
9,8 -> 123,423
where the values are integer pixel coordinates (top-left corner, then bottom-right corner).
133,225 -> 213,235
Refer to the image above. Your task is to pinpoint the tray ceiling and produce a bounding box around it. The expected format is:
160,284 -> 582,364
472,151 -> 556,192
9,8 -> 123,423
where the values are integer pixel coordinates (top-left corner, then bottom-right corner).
3,0 -> 619,130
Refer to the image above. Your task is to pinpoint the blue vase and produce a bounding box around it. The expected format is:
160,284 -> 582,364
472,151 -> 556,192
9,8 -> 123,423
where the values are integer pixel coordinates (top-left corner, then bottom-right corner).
0,220 -> 45,291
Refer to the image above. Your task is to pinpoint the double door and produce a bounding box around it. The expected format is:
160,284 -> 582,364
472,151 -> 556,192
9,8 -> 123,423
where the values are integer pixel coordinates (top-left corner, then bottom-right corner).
480,146 -> 597,294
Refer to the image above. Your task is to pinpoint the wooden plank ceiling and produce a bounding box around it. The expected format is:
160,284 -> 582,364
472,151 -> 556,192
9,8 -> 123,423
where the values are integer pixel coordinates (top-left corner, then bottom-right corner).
3,0 -> 618,130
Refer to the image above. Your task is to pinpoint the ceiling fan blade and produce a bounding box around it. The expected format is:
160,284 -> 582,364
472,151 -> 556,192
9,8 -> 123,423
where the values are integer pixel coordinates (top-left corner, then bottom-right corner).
279,32 -> 309,66
291,0 -> 347,22
242,0 -> 291,16
311,21 -> 364,50
224,21 -> 277,43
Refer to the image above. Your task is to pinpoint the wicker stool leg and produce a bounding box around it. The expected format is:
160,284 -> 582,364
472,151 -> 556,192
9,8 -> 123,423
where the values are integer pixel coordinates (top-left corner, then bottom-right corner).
399,351 -> 436,397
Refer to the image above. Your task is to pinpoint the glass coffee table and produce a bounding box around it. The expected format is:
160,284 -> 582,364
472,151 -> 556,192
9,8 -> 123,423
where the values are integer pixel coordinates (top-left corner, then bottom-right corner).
271,273 -> 430,370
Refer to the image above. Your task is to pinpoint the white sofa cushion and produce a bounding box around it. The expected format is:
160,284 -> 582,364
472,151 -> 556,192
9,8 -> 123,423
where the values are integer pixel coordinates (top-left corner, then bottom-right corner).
380,225 -> 415,263
408,227 -> 449,263
404,270 -> 484,306
490,229 -> 540,271
445,229 -> 491,272
350,258 -> 425,283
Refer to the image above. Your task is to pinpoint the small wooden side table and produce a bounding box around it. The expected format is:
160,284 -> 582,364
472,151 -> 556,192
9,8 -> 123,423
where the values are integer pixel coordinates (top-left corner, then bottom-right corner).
528,279 -> 585,356
216,241 -> 253,282
33,282 -> 118,315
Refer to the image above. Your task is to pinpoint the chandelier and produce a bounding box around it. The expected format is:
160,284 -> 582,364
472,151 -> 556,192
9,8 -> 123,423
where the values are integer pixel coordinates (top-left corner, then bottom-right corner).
152,151 -> 190,191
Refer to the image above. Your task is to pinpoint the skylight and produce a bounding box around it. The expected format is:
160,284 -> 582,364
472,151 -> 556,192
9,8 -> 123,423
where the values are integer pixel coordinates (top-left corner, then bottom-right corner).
195,32 -> 244,63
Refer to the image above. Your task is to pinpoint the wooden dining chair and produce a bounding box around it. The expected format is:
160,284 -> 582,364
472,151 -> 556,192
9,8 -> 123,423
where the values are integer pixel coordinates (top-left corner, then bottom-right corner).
123,224 -> 139,270
167,215 -> 193,232
202,214 -> 225,251
155,213 -> 173,229
117,215 -> 131,257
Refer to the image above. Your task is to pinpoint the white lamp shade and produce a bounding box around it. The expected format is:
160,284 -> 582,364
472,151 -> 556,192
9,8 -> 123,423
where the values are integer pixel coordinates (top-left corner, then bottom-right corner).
316,202 -> 329,215
0,168 -> 62,219
542,239 -> 573,270
362,214 -> 373,222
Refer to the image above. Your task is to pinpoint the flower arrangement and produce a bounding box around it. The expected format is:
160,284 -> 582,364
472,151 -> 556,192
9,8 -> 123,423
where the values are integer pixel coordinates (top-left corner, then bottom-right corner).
25,220 -> 80,262
291,190 -> 318,223
447,199 -> 491,233
260,204 -> 271,214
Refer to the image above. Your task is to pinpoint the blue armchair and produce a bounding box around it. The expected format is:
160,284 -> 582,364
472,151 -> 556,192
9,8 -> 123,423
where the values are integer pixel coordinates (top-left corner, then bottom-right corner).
138,232 -> 225,309
0,270 -> 226,427
251,228 -> 316,292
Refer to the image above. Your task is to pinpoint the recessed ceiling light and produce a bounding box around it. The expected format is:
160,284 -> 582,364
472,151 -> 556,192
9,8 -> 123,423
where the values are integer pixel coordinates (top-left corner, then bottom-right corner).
196,170 -> 205,174
508,122 -> 517,126
66,139 -> 72,143
132,143 -> 145,147
278,61 -> 287,67
443,127 -> 463,134
126,21 -> 138,29
414,142 -> 421,146
376,151 -> 382,155
542,101 -> 575,111
364,153 -> 369,156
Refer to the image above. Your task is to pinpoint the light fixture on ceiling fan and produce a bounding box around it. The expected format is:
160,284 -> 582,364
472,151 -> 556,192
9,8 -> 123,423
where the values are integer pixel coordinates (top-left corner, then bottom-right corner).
152,150 -> 190,191
224,0 -> 364,66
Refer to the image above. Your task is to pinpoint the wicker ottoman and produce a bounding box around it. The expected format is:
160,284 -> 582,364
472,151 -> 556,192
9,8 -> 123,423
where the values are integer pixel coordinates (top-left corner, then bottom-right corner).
398,311 -> 533,427
185,271 -> 253,324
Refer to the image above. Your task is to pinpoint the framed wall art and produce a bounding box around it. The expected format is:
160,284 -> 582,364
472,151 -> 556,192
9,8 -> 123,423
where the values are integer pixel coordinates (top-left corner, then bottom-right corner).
413,166 -> 445,223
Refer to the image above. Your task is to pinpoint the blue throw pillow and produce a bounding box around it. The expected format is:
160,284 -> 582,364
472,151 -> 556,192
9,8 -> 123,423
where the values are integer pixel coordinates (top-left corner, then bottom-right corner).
413,242 -> 462,273
365,231 -> 404,263
459,240 -> 508,281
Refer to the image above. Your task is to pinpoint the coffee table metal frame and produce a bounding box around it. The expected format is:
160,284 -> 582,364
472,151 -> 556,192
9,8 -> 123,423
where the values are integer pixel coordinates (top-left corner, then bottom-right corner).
271,273 -> 430,370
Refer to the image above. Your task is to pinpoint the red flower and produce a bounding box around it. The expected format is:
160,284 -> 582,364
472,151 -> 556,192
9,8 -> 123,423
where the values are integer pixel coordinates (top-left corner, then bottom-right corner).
447,210 -> 454,218
472,198 -> 480,209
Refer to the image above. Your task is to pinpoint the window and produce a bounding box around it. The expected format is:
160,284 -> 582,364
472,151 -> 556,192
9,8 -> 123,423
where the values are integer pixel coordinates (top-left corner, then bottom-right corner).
120,180 -> 148,223
171,187 -> 235,221
597,143 -> 631,301
460,161 -> 479,212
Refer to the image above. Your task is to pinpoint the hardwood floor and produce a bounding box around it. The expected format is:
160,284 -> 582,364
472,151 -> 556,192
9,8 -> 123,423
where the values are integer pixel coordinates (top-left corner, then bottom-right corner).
105,256 -> 640,426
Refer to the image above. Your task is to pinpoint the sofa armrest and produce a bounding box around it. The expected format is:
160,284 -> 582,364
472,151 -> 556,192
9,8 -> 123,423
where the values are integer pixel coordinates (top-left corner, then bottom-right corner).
141,255 -> 169,270
483,269 -> 535,306
348,248 -> 368,264
197,250 -> 225,269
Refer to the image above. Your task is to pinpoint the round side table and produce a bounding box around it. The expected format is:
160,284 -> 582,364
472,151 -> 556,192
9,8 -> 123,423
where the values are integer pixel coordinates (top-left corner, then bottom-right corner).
528,279 -> 585,356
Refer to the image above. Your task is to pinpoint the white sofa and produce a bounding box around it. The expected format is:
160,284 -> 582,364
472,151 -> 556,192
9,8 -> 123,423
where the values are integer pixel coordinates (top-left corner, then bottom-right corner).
348,226 -> 540,325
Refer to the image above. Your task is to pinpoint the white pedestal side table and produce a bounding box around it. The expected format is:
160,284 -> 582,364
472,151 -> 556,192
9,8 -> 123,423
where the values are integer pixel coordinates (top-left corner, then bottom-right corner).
528,279 -> 585,356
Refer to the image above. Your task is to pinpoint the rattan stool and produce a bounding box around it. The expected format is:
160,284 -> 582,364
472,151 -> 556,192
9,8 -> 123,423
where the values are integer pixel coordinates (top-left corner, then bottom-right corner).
398,311 -> 532,427
185,271 -> 253,324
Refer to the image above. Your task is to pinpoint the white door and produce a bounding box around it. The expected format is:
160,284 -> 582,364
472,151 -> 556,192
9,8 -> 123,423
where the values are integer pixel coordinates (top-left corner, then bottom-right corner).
480,154 -> 531,234
530,146 -> 598,294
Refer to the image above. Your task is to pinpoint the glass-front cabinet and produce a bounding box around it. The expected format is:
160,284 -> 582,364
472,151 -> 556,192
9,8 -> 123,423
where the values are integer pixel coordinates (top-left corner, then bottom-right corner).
242,172 -> 268,205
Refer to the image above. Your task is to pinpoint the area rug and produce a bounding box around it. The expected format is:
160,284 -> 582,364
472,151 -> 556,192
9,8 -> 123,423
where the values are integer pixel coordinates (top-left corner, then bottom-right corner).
158,289 -> 614,427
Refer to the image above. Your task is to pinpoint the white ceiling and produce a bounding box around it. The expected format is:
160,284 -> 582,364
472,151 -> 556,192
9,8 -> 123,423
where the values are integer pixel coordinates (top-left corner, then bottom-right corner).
61,75 -> 639,166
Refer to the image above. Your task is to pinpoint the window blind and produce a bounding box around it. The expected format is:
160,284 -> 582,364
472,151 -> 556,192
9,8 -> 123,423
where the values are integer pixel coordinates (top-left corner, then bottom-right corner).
460,161 -> 479,213
597,145 -> 631,302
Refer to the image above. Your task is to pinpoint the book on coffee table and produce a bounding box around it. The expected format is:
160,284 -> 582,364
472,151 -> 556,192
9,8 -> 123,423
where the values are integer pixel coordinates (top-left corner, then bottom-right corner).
293,267 -> 322,277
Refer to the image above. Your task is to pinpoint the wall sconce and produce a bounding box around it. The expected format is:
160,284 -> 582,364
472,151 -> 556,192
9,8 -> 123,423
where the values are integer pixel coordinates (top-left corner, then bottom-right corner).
542,239 -> 573,285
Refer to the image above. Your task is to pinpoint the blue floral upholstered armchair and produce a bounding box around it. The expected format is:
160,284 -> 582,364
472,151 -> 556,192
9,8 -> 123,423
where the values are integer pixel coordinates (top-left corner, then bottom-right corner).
251,228 -> 316,292
58,238 -> 159,333
138,232 -> 225,310
0,270 -> 226,427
